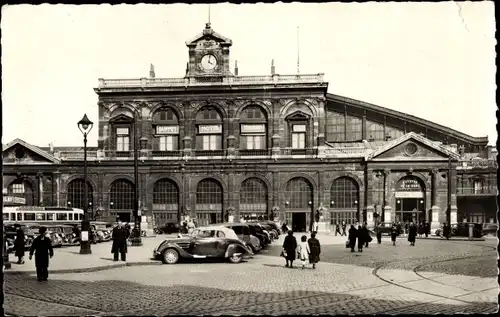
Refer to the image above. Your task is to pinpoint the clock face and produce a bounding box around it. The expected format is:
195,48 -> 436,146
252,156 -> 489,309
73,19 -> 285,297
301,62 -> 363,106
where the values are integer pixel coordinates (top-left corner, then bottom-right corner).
201,54 -> 217,70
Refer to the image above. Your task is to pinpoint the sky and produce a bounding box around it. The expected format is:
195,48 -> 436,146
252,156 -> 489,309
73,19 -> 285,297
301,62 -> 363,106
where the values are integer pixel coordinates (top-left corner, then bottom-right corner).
1,2 -> 497,147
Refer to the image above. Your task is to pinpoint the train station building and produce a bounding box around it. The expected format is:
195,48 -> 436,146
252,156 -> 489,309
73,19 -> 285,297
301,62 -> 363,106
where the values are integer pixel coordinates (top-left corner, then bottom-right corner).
3,23 -> 497,232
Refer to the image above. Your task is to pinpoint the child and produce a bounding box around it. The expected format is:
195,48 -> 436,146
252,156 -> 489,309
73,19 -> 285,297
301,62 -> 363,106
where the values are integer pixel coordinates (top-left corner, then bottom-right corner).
298,235 -> 310,269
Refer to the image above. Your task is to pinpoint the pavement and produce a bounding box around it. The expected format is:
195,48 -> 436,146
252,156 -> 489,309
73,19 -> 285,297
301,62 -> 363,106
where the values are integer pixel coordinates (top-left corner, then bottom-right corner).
3,232 -> 498,315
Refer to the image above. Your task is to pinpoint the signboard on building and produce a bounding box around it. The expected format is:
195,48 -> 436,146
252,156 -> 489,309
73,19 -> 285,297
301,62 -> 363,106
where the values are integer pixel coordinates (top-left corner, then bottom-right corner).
3,196 -> 26,205
198,125 -> 222,134
156,125 -> 179,135
292,124 -> 306,132
394,191 -> 424,198
397,178 -> 422,191
241,124 -> 265,134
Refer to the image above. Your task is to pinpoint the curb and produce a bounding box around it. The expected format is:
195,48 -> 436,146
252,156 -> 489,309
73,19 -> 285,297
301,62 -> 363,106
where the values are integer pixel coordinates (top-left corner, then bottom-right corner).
415,236 -> 485,241
3,260 -> 163,275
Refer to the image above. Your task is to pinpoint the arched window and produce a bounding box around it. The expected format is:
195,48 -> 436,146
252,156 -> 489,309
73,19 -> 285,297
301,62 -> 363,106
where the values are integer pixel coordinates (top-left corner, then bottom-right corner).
240,178 -> 268,218
152,108 -> 179,153
240,106 -> 267,152
196,178 -> 223,225
285,177 -> 313,209
367,120 -> 385,141
153,179 -> 179,224
109,179 -> 135,210
8,179 -> 34,206
330,177 -> 359,226
196,107 -> 223,152
395,176 -> 426,223
286,112 -> 310,151
66,179 -> 93,211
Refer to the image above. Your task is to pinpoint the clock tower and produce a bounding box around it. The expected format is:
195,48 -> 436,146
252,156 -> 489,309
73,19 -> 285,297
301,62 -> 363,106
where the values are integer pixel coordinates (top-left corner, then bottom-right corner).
185,23 -> 233,79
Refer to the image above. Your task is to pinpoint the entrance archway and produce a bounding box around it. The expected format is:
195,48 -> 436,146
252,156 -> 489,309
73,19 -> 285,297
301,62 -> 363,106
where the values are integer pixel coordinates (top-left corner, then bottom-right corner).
284,177 -> 313,232
395,176 -> 426,223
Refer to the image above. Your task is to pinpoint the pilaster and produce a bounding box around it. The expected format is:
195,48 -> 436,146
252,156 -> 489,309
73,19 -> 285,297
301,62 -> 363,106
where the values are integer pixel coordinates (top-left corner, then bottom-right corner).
383,169 -> 392,223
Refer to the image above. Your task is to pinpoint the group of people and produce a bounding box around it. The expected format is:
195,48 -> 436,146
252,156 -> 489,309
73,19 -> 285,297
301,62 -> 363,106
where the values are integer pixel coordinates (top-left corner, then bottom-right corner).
347,222 -> 373,252
334,221 -> 348,236
372,221 -> 423,246
282,230 -> 321,269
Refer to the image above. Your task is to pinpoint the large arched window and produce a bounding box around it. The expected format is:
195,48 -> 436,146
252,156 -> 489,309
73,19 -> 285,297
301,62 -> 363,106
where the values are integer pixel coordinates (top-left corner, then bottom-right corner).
153,178 -> 179,225
109,179 -> 135,210
196,107 -> 223,152
240,178 -> 268,218
395,176 -> 426,223
8,179 -> 34,206
66,179 -> 93,211
330,177 -> 359,226
196,178 -> 223,225
367,120 -> 385,141
152,108 -> 179,153
240,106 -> 267,152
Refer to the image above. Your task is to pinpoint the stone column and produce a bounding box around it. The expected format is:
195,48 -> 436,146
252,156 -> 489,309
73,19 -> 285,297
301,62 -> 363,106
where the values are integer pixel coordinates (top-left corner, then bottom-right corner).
37,172 -> 44,206
383,169 -> 392,223
449,166 -> 458,224
365,168 -> 375,227
431,168 -> 440,230
53,172 -> 61,207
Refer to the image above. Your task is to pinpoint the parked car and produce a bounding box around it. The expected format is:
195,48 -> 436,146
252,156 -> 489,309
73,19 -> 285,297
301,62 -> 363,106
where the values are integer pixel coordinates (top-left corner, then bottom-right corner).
91,222 -> 113,242
208,222 -> 261,253
377,222 -> 396,236
435,223 -> 483,238
44,226 -> 64,247
154,223 -> 181,235
246,223 -> 269,247
258,221 -> 281,236
153,226 -> 253,264
57,224 -> 80,246
482,223 -> 498,236
257,223 -> 278,240
4,222 -> 38,249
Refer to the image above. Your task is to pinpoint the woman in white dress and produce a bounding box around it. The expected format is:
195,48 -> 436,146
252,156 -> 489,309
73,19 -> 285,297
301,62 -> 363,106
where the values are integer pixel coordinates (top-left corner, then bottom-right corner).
298,235 -> 310,269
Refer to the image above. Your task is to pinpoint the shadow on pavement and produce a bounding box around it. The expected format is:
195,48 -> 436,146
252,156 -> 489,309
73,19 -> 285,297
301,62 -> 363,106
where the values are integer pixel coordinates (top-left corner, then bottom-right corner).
4,272 -> 496,315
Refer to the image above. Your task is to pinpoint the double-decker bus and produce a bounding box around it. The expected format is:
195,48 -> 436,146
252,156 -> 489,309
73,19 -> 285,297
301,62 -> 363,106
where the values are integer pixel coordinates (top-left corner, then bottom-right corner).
2,206 -> 84,224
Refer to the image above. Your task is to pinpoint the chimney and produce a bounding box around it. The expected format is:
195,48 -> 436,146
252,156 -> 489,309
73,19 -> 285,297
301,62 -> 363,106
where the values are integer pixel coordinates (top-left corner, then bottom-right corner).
234,60 -> 239,76
271,59 -> 275,75
149,63 -> 155,78
185,62 -> 189,76
49,142 -> 54,153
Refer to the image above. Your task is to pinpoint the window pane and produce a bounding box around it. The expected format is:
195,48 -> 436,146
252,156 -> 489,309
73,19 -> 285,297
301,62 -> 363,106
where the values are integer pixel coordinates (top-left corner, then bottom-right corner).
299,133 -> 305,148
159,136 -> 166,151
255,136 -> 261,149
124,137 -> 130,151
326,111 -> 345,142
203,135 -> 210,150
346,115 -> 362,141
117,137 -> 123,151
166,136 -> 173,151
367,120 -> 385,141
292,134 -> 298,148
247,136 -> 254,150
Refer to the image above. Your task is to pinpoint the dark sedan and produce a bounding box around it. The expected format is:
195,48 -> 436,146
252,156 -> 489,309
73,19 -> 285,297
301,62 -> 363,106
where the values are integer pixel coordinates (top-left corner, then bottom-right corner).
482,223 -> 498,236
153,226 -> 253,264
154,223 -> 181,234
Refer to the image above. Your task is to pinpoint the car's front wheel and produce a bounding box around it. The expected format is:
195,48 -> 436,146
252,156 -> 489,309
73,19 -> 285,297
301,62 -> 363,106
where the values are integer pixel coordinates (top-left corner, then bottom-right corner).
162,248 -> 179,264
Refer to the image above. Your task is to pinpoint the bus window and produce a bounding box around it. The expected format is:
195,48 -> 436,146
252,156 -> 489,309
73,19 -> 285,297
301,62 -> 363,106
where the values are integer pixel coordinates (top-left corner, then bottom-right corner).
56,213 -> 68,221
47,213 -> 55,221
79,214 -> 83,220
36,213 -> 46,221
69,214 -> 73,221
10,213 -> 16,221
17,213 -> 22,221
24,213 -> 36,221
74,213 -> 79,220
3,214 -> 9,221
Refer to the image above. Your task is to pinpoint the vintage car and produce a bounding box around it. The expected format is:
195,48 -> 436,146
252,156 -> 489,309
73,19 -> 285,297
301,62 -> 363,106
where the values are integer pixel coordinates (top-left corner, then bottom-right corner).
4,222 -> 38,249
91,222 -> 113,242
154,223 -> 181,235
256,223 -> 278,240
56,224 -> 79,246
208,223 -> 262,253
482,223 -> 498,236
435,222 -> 483,238
246,223 -> 270,247
44,226 -> 64,247
153,226 -> 253,264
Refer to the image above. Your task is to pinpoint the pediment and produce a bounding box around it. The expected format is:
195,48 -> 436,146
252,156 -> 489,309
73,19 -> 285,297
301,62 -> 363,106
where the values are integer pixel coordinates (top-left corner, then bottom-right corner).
3,139 -> 60,164
109,113 -> 133,123
186,24 -> 232,46
286,110 -> 310,121
366,132 -> 461,161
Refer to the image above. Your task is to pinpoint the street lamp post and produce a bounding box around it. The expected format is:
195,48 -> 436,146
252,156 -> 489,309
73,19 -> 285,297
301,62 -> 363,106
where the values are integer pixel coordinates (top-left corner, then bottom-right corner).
78,114 -> 93,254
131,111 -> 142,246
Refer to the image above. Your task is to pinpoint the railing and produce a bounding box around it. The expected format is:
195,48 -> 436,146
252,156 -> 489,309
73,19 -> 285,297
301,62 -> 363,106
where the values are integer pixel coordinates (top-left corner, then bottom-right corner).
97,73 -> 325,89
56,151 -> 98,160
456,186 -> 498,196
152,150 -> 182,157
239,149 -> 272,157
280,148 -> 318,156
457,159 -> 497,169
194,149 -> 226,157
323,146 -> 369,157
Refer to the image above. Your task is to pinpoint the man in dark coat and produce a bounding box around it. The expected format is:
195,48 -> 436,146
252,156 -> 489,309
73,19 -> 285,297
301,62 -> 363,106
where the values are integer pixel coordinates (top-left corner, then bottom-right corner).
390,223 -> 398,246
376,223 -> 383,244
335,221 -> 341,236
424,221 -> 430,238
408,222 -> 417,246
111,220 -> 129,261
362,222 -> 373,248
307,232 -> 321,269
442,223 -> 450,240
14,227 -> 26,264
357,224 -> 365,252
282,230 -> 297,268
29,227 -> 54,282
348,225 -> 357,252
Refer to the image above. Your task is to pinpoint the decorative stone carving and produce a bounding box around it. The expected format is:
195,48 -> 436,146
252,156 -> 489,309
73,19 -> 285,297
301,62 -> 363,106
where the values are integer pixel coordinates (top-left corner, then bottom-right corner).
279,99 -> 289,106
190,101 -> 200,108
262,100 -> 272,107
234,99 -> 246,107
383,168 -> 391,176
431,168 -> 439,176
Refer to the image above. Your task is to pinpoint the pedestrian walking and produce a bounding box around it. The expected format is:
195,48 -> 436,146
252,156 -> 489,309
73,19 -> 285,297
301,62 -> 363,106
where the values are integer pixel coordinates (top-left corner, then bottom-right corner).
29,227 -> 53,282
281,222 -> 289,234
341,221 -> 347,236
362,222 -> 373,248
307,232 -> 321,269
442,222 -> 450,240
298,235 -> 310,269
404,222 -> 409,238
111,219 -> 129,261
14,227 -> 25,264
282,230 -> 297,268
390,223 -> 398,246
376,223 -> 383,244
424,221 -> 429,238
335,221 -> 341,236
408,222 -> 417,246
357,224 -> 365,252
348,225 -> 357,252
